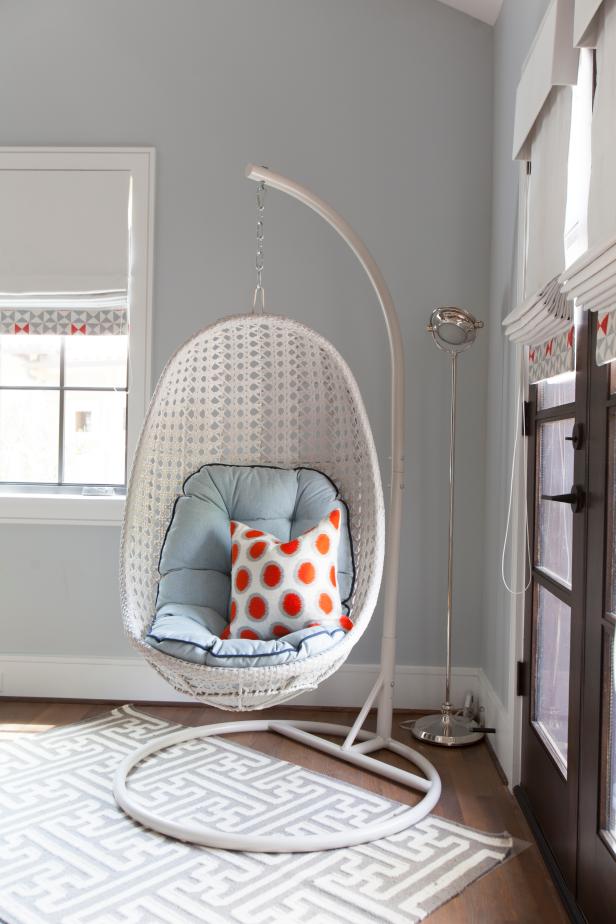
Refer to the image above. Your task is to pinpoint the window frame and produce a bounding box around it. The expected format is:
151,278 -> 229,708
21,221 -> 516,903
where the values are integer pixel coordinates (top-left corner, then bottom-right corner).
0,147 -> 155,526
0,331 -> 129,492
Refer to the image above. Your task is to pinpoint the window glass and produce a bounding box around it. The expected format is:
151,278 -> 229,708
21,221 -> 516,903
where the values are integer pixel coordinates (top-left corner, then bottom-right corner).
537,372 -> 576,411
610,360 -> 616,396
535,418 -> 575,587
0,389 -> 59,482
564,49 -> 593,267
64,335 -> 128,388
533,583 -> 571,776
0,335 -> 60,387
0,333 -> 128,489
62,390 -> 126,485
601,621 -> 616,855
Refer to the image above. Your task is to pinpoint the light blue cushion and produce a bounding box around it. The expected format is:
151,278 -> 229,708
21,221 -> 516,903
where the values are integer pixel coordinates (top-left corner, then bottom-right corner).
146,465 -> 354,667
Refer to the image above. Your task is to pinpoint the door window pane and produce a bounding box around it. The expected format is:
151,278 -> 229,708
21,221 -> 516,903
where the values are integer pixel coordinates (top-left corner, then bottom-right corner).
606,412 -> 616,618
63,391 -> 126,485
533,583 -> 571,776
538,372 -> 576,410
0,335 -> 60,386
601,624 -> 616,855
602,413 -> 616,855
0,390 -> 59,482
64,335 -> 128,388
535,418 -> 575,587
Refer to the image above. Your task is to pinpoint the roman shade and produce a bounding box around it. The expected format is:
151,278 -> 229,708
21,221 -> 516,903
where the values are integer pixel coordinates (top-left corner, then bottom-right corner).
0,169 -> 130,336
504,84 -> 574,356
560,0 -> 616,364
504,1 -> 580,382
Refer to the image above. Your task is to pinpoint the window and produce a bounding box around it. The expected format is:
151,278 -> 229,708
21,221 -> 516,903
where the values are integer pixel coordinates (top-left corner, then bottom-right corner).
564,48 -> 594,266
0,148 -> 155,525
0,329 -> 128,493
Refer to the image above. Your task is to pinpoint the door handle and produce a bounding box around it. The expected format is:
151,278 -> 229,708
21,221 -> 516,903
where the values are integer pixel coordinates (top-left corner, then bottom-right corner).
565,422 -> 584,450
541,484 -> 585,513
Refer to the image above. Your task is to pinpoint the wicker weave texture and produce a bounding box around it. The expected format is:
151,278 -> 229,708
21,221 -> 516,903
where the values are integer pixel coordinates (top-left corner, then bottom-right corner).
120,314 -> 385,709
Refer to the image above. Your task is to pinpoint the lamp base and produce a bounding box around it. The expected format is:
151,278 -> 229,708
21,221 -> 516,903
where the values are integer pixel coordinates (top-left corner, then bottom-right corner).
410,711 -> 484,747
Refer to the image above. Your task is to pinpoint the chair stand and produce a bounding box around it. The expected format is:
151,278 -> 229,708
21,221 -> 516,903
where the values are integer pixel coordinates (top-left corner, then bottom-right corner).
115,166 -> 443,852
113,715 -> 441,853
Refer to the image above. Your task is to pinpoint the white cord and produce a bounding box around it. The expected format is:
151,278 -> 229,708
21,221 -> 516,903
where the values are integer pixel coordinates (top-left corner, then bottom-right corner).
501,352 -> 532,595
501,160 -> 532,595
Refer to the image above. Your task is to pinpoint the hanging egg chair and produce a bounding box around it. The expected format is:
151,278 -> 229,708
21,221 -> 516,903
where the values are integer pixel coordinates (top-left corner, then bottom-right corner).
114,166 -> 441,853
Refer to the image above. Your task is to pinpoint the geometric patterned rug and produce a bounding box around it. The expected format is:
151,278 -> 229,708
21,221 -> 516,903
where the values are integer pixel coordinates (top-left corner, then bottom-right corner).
0,706 -> 520,923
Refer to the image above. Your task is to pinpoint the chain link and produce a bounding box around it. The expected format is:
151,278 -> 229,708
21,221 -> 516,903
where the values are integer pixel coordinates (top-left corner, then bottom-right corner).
252,182 -> 266,313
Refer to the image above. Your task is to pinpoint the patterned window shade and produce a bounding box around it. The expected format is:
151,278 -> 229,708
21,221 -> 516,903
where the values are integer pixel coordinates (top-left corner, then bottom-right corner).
528,324 -> 575,383
0,293 -> 128,336
596,307 -> 616,364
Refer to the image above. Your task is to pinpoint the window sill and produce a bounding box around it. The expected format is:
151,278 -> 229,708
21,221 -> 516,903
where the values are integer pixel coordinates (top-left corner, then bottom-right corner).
0,493 -> 125,526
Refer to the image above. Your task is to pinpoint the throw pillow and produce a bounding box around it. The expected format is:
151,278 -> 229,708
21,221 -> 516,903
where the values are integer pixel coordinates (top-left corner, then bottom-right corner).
223,508 -> 353,641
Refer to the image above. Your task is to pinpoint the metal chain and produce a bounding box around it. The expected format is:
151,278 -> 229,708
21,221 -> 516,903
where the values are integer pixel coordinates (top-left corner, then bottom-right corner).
252,181 -> 265,313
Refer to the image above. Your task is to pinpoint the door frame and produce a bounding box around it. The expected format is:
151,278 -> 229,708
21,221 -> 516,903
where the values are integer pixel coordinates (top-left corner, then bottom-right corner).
518,312 -> 589,890
498,161 -> 532,790
576,317 -> 614,921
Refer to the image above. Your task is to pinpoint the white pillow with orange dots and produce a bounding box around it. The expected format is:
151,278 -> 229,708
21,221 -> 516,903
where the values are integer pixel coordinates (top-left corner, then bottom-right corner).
223,508 -> 353,642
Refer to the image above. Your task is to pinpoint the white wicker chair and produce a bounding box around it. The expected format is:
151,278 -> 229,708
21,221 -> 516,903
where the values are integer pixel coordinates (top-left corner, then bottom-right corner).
114,167 -> 441,853
120,312 -> 385,710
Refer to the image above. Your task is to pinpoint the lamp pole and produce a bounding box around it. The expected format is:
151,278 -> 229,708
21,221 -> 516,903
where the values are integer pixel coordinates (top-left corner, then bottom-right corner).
411,307 -> 485,747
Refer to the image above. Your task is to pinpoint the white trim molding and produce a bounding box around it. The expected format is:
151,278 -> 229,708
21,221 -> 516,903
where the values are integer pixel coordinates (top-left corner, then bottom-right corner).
0,655 -> 519,782
478,668 -> 516,785
0,147 -> 155,526
0,493 -> 124,526
0,655 -> 480,709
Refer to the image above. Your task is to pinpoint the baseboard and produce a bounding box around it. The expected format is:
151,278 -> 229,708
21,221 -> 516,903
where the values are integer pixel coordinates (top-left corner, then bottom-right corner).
0,654 -> 480,709
478,667 -> 514,786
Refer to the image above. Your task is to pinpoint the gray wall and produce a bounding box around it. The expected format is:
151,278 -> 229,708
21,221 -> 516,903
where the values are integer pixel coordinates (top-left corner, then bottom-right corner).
0,0 -> 492,671
481,0 -> 550,703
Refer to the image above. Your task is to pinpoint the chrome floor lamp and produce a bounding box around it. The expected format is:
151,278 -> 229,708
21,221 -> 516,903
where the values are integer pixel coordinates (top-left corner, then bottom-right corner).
411,307 -> 485,747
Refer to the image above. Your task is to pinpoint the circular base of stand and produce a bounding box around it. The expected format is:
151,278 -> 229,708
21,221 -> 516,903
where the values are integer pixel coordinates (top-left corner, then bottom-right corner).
114,719 -> 441,853
411,713 -> 485,747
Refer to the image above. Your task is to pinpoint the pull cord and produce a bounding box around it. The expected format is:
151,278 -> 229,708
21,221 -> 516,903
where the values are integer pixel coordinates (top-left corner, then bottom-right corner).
501,347 -> 532,595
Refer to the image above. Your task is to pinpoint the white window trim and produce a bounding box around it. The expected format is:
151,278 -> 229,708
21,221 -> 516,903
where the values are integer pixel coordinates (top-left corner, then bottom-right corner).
0,147 -> 155,526
0,493 -> 126,526
505,160 -> 532,788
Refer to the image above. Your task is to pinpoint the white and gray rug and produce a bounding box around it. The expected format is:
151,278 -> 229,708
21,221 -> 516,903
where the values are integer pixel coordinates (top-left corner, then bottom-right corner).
0,705 -> 518,923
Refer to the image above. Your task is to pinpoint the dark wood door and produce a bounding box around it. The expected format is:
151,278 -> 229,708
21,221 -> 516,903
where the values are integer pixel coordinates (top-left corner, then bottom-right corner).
519,316 -> 589,892
519,313 -> 616,921
576,323 -> 616,921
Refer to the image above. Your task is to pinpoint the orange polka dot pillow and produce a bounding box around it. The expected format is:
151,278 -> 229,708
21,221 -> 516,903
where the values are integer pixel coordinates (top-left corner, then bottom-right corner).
224,508 -> 353,642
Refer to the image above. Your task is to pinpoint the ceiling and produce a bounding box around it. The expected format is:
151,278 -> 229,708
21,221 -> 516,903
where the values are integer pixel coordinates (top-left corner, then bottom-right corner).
435,0 -> 504,25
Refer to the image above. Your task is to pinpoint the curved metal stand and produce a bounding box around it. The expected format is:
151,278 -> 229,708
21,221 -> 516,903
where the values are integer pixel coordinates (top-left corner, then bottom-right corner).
244,164 -> 405,744
114,719 -> 441,853
114,166 -> 441,850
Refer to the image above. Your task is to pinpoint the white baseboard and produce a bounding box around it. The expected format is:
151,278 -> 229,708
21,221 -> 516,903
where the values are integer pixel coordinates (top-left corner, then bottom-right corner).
298,664 -> 480,709
478,667 -> 514,786
0,654 -> 481,710
0,655 -> 519,784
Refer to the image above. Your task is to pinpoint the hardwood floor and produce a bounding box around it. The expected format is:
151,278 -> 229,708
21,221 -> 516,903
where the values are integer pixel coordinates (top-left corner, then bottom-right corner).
0,700 -> 568,923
